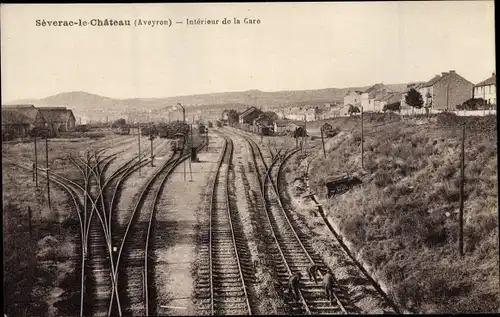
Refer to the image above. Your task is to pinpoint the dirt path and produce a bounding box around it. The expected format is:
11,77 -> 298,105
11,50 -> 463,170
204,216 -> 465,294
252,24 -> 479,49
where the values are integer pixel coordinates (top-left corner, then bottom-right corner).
153,131 -> 225,316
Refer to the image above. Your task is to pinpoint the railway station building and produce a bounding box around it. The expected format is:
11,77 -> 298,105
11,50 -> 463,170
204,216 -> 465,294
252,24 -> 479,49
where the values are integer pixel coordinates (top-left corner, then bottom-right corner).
1,105 -> 48,140
238,106 -> 263,125
38,107 -> 76,136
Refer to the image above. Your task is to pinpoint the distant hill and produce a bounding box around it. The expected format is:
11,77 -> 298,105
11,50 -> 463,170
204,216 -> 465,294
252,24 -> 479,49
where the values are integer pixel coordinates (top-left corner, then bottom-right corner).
3,83 -> 420,121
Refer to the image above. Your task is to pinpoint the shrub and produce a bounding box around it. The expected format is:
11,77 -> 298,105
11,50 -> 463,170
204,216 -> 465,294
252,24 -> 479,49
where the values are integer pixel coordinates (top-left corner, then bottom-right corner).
348,104 -> 361,115
308,114 -> 497,313
457,98 -> 487,111
383,101 -> 401,113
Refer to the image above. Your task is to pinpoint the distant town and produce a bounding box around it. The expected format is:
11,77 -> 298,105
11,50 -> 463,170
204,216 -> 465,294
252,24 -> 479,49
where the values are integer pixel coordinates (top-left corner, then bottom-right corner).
1,70 -> 496,141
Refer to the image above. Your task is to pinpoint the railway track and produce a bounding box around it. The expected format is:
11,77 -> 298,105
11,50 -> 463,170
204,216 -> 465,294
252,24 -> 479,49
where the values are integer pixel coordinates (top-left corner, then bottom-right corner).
264,152 -> 356,314
110,151 -> 179,316
70,149 -> 115,317
4,137 -> 175,316
25,141 -> 169,317
111,139 -> 207,316
196,136 -> 252,315
83,140 -> 171,317
232,130 -> 354,314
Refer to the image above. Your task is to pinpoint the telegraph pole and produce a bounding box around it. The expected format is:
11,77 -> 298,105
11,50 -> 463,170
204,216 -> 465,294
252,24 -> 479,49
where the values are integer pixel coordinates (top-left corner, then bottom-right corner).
459,123 -> 465,256
206,130 -> 209,152
150,135 -> 154,167
361,106 -> 364,169
28,206 -> 33,237
34,135 -> 38,187
320,125 -> 326,159
45,137 -> 51,210
183,135 -> 187,181
446,83 -> 450,111
138,125 -> 141,176
295,129 -> 298,149
304,114 -> 307,150
189,124 -> 193,181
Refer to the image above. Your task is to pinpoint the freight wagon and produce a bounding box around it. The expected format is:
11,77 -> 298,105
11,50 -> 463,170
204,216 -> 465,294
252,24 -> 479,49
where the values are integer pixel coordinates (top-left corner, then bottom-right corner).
171,133 -> 185,152
112,126 -> 131,135
197,123 -> 206,134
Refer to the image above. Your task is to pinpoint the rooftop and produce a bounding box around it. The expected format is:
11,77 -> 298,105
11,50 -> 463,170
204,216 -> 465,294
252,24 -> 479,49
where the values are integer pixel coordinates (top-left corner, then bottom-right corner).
475,73 -> 496,87
38,108 -> 75,122
1,109 -> 32,125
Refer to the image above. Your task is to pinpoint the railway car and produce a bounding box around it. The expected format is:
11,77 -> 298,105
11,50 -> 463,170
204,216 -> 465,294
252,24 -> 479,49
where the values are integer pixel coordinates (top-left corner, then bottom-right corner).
142,125 -> 159,137
112,126 -> 130,135
171,133 -> 185,152
159,127 -> 168,138
260,126 -> 271,136
197,123 -> 206,134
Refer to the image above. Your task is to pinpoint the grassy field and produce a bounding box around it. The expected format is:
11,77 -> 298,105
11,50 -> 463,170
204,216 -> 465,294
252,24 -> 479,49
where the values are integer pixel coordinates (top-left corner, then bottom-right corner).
3,160 -> 79,316
2,131 -> 135,316
304,113 -> 498,313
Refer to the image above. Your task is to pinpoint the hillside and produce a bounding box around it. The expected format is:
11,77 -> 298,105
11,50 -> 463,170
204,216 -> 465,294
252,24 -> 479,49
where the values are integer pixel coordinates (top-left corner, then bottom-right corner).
303,113 -> 498,313
4,82 -> 417,113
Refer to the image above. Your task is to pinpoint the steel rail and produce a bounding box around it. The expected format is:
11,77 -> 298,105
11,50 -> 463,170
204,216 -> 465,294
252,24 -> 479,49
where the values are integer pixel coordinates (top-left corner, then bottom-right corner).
238,136 -> 311,314
111,138 -> 207,316
144,138 -> 208,315
271,149 -> 348,314
106,139 -> 174,316
220,136 -> 252,314
207,138 -> 229,315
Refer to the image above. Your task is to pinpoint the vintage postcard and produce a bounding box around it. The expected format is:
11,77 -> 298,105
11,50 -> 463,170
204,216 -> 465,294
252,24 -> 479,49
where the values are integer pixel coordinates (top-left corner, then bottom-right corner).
1,2 -> 497,316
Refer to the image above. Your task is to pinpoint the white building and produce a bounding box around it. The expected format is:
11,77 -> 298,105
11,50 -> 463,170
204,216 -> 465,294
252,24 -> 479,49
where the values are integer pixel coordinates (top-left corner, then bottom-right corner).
361,83 -> 393,112
474,72 -> 496,105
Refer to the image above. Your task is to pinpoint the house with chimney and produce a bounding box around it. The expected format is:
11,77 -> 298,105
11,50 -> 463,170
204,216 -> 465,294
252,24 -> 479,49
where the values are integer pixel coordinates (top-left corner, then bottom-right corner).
416,70 -> 473,111
473,72 -> 496,106
361,83 -> 393,112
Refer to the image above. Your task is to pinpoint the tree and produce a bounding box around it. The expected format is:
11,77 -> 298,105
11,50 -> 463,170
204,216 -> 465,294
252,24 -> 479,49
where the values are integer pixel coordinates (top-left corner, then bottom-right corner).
348,105 -> 360,115
227,109 -> 239,126
405,88 -> 424,110
112,118 -> 126,128
458,98 -> 486,111
264,111 -> 279,121
383,102 -> 401,113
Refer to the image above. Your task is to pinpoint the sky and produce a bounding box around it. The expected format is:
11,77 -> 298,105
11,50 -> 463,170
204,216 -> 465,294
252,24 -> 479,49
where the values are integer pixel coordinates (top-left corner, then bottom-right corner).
1,2 -> 496,102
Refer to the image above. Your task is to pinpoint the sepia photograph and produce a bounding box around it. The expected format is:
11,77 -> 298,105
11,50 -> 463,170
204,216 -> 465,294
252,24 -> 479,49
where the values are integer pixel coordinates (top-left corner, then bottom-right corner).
1,1 -> 497,316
